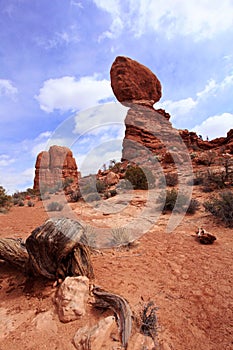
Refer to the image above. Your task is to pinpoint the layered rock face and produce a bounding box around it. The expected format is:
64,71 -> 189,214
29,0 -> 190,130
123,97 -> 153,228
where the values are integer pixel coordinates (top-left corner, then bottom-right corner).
110,56 -> 179,165
33,145 -> 78,191
110,56 -> 233,167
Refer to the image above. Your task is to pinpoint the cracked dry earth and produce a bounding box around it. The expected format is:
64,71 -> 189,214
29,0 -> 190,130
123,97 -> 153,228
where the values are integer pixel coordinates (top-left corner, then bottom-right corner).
0,188 -> 232,350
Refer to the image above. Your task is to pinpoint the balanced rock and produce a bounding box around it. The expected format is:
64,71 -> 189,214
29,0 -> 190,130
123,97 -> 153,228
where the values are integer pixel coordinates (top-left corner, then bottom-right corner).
110,56 -> 162,107
33,145 -> 79,191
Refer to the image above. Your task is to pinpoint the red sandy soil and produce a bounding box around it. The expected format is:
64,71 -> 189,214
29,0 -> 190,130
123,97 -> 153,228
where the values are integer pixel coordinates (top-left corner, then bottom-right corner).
0,188 -> 232,350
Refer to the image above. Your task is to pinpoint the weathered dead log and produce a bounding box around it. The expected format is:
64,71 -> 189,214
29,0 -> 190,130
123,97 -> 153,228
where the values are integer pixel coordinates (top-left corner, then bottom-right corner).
92,285 -> 132,349
0,238 -> 29,270
0,218 -> 94,280
25,217 -> 94,279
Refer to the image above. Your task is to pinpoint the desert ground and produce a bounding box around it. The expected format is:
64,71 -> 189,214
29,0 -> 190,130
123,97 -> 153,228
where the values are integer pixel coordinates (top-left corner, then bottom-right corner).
0,186 -> 232,350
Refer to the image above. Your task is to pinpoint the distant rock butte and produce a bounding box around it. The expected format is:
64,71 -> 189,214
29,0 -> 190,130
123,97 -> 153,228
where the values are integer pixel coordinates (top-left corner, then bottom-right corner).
33,145 -> 79,191
110,56 -> 162,107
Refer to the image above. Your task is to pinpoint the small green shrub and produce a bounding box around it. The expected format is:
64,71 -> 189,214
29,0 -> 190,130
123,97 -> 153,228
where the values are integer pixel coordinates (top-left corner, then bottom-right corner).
125,166 -> 155,190
186,199 -> 200,214
159,189 -> 199,214
18,200 -> 25,207
203,191 -> 233,227
13,198 -> 20,206
69,189 -> 82,202
0,186 -> 12,212
109,189 -> 117,197
47,201 -> 64,211
27,200 -> 35,207
96,180 -> 107,193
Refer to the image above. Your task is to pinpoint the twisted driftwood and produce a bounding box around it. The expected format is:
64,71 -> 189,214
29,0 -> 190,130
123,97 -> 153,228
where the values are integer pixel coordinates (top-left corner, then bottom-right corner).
0,238 -> 28,269
0,218 -> 133,347
92,285 -> 133,348
0,218 -> 94,280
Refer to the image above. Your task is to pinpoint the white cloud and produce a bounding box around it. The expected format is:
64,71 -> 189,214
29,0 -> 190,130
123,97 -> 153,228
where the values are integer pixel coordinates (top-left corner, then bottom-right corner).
0,154 -> 15,167
157,72 -> 233,124
0,167 -> 35,194
0,79 -> 18,97
94,0 -> 233,40
36,75 -> 114,113
157,97 -> 197,121
74,102 -> 127,135
192,113 -> 233,140
77,141 -> 123,176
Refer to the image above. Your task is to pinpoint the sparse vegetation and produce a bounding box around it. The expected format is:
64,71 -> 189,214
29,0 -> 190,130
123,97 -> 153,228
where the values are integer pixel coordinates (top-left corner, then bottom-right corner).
69,189 -> 82,202
27,200 -> 35,207
46,201 -> 64,211
96,180 -> 107,193
139,301 -> 158,341
109,227 -> 132,246
125,165 -> 155,190
0,185 -> 11,212
159,189 -> 199,214
80,225 -> 97,247
203,191 -> 233,227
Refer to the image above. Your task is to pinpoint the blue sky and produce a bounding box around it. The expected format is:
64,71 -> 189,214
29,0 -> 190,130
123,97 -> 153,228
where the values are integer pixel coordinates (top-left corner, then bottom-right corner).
0,0 -> 233,193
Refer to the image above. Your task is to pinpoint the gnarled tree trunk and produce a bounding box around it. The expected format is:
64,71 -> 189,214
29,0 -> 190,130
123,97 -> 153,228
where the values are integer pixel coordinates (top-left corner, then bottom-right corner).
0,218 -> 94,280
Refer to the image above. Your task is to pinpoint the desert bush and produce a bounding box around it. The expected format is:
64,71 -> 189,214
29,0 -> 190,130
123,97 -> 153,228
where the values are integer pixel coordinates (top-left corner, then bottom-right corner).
47,201 -> 64,211
186,199 -> 200,214
27,200 -> 35,207
109,227 -> 132,246
13,198 -> 20,206
85,193 -> 101,202
165,173 -> 178,187
96,180 -> 107,193
69,189 -> 82,202
18,200 -> 25,207
139,301 -> 158,341
125,165 -> 155,190
80,226 -> 97,247
203,191 -> 233,227
206,171 -> 225,188
0,186 -> 11,212
159,189 -> 199,214
109,189 -> 117,197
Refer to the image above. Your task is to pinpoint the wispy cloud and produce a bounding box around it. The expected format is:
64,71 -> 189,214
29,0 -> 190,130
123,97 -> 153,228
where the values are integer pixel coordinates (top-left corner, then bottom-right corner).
157,72 -> 233,125
192,113 -> 233,140
94,0 -> 233,40
0,155 -> 15,167
0,79 -> 18,97
35,75 -> 114,113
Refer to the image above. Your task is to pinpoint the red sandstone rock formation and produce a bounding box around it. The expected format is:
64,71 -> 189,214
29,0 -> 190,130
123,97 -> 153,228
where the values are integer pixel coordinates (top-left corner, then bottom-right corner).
110,56 -> 233,167
110,56 -> 162,107
33,145 -> 79,191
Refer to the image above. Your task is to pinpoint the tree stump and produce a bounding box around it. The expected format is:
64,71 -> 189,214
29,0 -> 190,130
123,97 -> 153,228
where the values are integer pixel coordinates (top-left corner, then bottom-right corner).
0,218 -> 94,280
